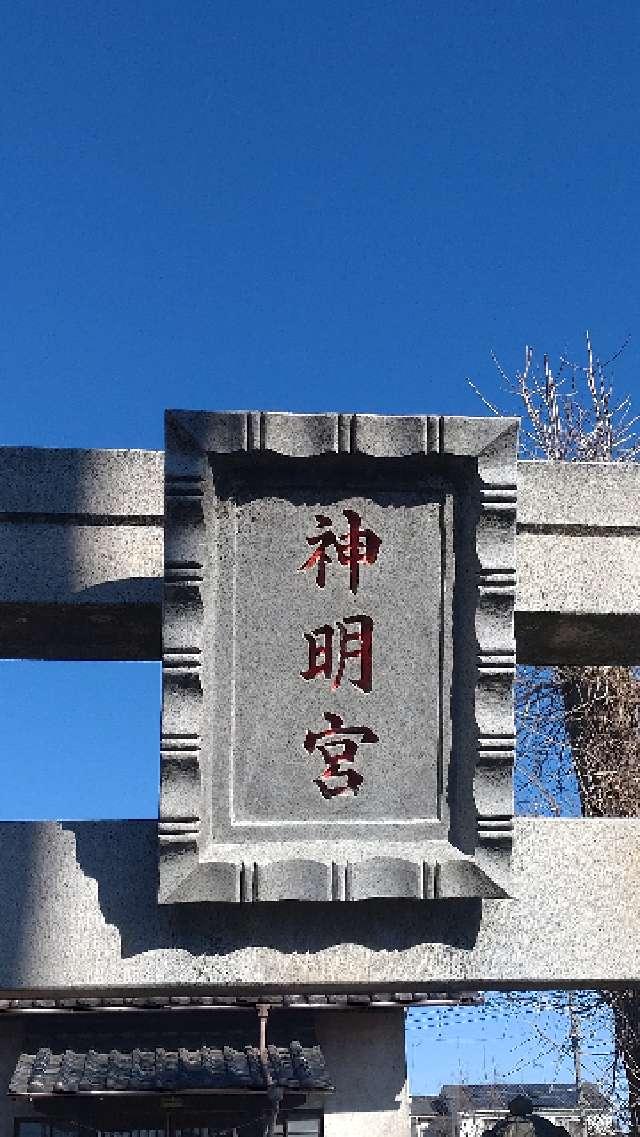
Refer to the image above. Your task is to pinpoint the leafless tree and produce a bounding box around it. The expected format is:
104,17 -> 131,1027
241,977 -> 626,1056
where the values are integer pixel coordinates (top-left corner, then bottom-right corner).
472,334 -> 640,1133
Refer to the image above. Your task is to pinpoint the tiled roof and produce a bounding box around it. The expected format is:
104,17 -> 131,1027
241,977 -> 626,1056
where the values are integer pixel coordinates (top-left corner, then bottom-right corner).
0,992 -> 481,1012
434,1083 -> 610,1112
10,1042 -> 332,1095
411,1095 -> 446,1116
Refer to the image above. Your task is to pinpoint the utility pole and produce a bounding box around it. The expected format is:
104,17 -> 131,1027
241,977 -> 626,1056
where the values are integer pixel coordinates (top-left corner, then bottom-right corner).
569,995 -> 587,1136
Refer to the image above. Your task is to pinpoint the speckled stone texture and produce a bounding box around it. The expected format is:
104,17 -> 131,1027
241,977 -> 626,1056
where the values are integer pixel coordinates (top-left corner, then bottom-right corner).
0,447 -> 163,659
517,460 -> 640,664
160,411 -> 518,903
1,447 -> 638,665
0,818 -> 638,991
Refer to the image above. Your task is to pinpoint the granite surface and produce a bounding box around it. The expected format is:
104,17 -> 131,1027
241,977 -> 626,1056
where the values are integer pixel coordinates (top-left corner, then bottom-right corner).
0,447 -> 163,659
0,447 -> 638,664
0,818 -> 638,992
160,411 -> 517,903
516,459 -> 640,663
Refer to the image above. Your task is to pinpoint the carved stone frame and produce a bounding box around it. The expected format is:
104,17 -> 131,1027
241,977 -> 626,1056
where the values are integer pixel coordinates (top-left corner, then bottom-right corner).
159,411 -> 517,903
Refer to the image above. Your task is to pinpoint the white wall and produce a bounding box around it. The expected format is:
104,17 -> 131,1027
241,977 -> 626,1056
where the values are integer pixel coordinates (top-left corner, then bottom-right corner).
314,1008 -> 409,1137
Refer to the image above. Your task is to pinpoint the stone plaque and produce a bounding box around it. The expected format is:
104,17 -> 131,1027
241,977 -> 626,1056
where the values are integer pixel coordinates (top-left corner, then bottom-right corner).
159,411 -> 517,903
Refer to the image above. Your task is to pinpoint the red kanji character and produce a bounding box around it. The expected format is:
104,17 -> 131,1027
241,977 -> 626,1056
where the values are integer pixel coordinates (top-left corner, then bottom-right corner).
299,510 -> 381,594
304,711 -> 379,798
301,616 -> 373,692
301,623 -> 334,682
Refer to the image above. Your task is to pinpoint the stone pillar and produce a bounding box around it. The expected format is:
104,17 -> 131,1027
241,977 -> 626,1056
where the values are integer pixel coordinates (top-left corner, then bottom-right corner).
314,1008 -> 409,1137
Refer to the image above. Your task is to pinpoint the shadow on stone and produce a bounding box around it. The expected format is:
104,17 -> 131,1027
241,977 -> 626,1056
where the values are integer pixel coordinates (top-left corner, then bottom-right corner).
63,821 -> 482,962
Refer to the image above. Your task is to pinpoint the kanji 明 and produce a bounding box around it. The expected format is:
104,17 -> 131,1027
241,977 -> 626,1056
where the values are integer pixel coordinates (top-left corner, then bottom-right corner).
300,615 -> 373,692
304,711 -> 379,798
299,509 -> 381,594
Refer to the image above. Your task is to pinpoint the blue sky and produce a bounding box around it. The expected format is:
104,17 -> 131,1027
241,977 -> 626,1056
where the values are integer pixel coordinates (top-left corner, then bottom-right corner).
2,0 -> 639,820
1,0 -> 636,1103
407,995 -> 621,1101
1,1 -> 640,452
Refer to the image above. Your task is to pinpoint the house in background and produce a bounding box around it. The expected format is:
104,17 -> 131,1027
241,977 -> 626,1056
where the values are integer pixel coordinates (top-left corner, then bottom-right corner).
411,1083 -> 614,1137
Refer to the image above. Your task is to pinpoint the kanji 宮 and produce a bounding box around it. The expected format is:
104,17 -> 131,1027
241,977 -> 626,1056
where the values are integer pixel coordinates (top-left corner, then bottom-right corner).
300,615 -> 373,692
304,711 -> 379,798
299,509 -> 382,594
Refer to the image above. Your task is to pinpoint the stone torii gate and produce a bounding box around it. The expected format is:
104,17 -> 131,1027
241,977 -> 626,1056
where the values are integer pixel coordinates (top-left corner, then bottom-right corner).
0,413 -> 639,1136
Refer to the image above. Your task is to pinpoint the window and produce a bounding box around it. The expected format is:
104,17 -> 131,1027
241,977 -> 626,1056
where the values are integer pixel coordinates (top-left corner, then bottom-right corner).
16,1113 -> 324,1137
14,1125 -> 47,1137
274,1113 -> 323,1136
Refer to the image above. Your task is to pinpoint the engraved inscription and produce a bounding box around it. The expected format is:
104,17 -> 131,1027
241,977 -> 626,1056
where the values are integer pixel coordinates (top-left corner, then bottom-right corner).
299,509 -> 382,594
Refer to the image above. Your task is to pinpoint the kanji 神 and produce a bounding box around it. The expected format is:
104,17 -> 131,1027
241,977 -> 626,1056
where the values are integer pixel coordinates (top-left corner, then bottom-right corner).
304,711 -> 379,798
299,509 -> 381,594
300,615 -> 373,692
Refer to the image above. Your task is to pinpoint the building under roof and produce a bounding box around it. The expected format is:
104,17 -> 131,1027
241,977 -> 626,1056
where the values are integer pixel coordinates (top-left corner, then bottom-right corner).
411,1083 -> 613,1136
